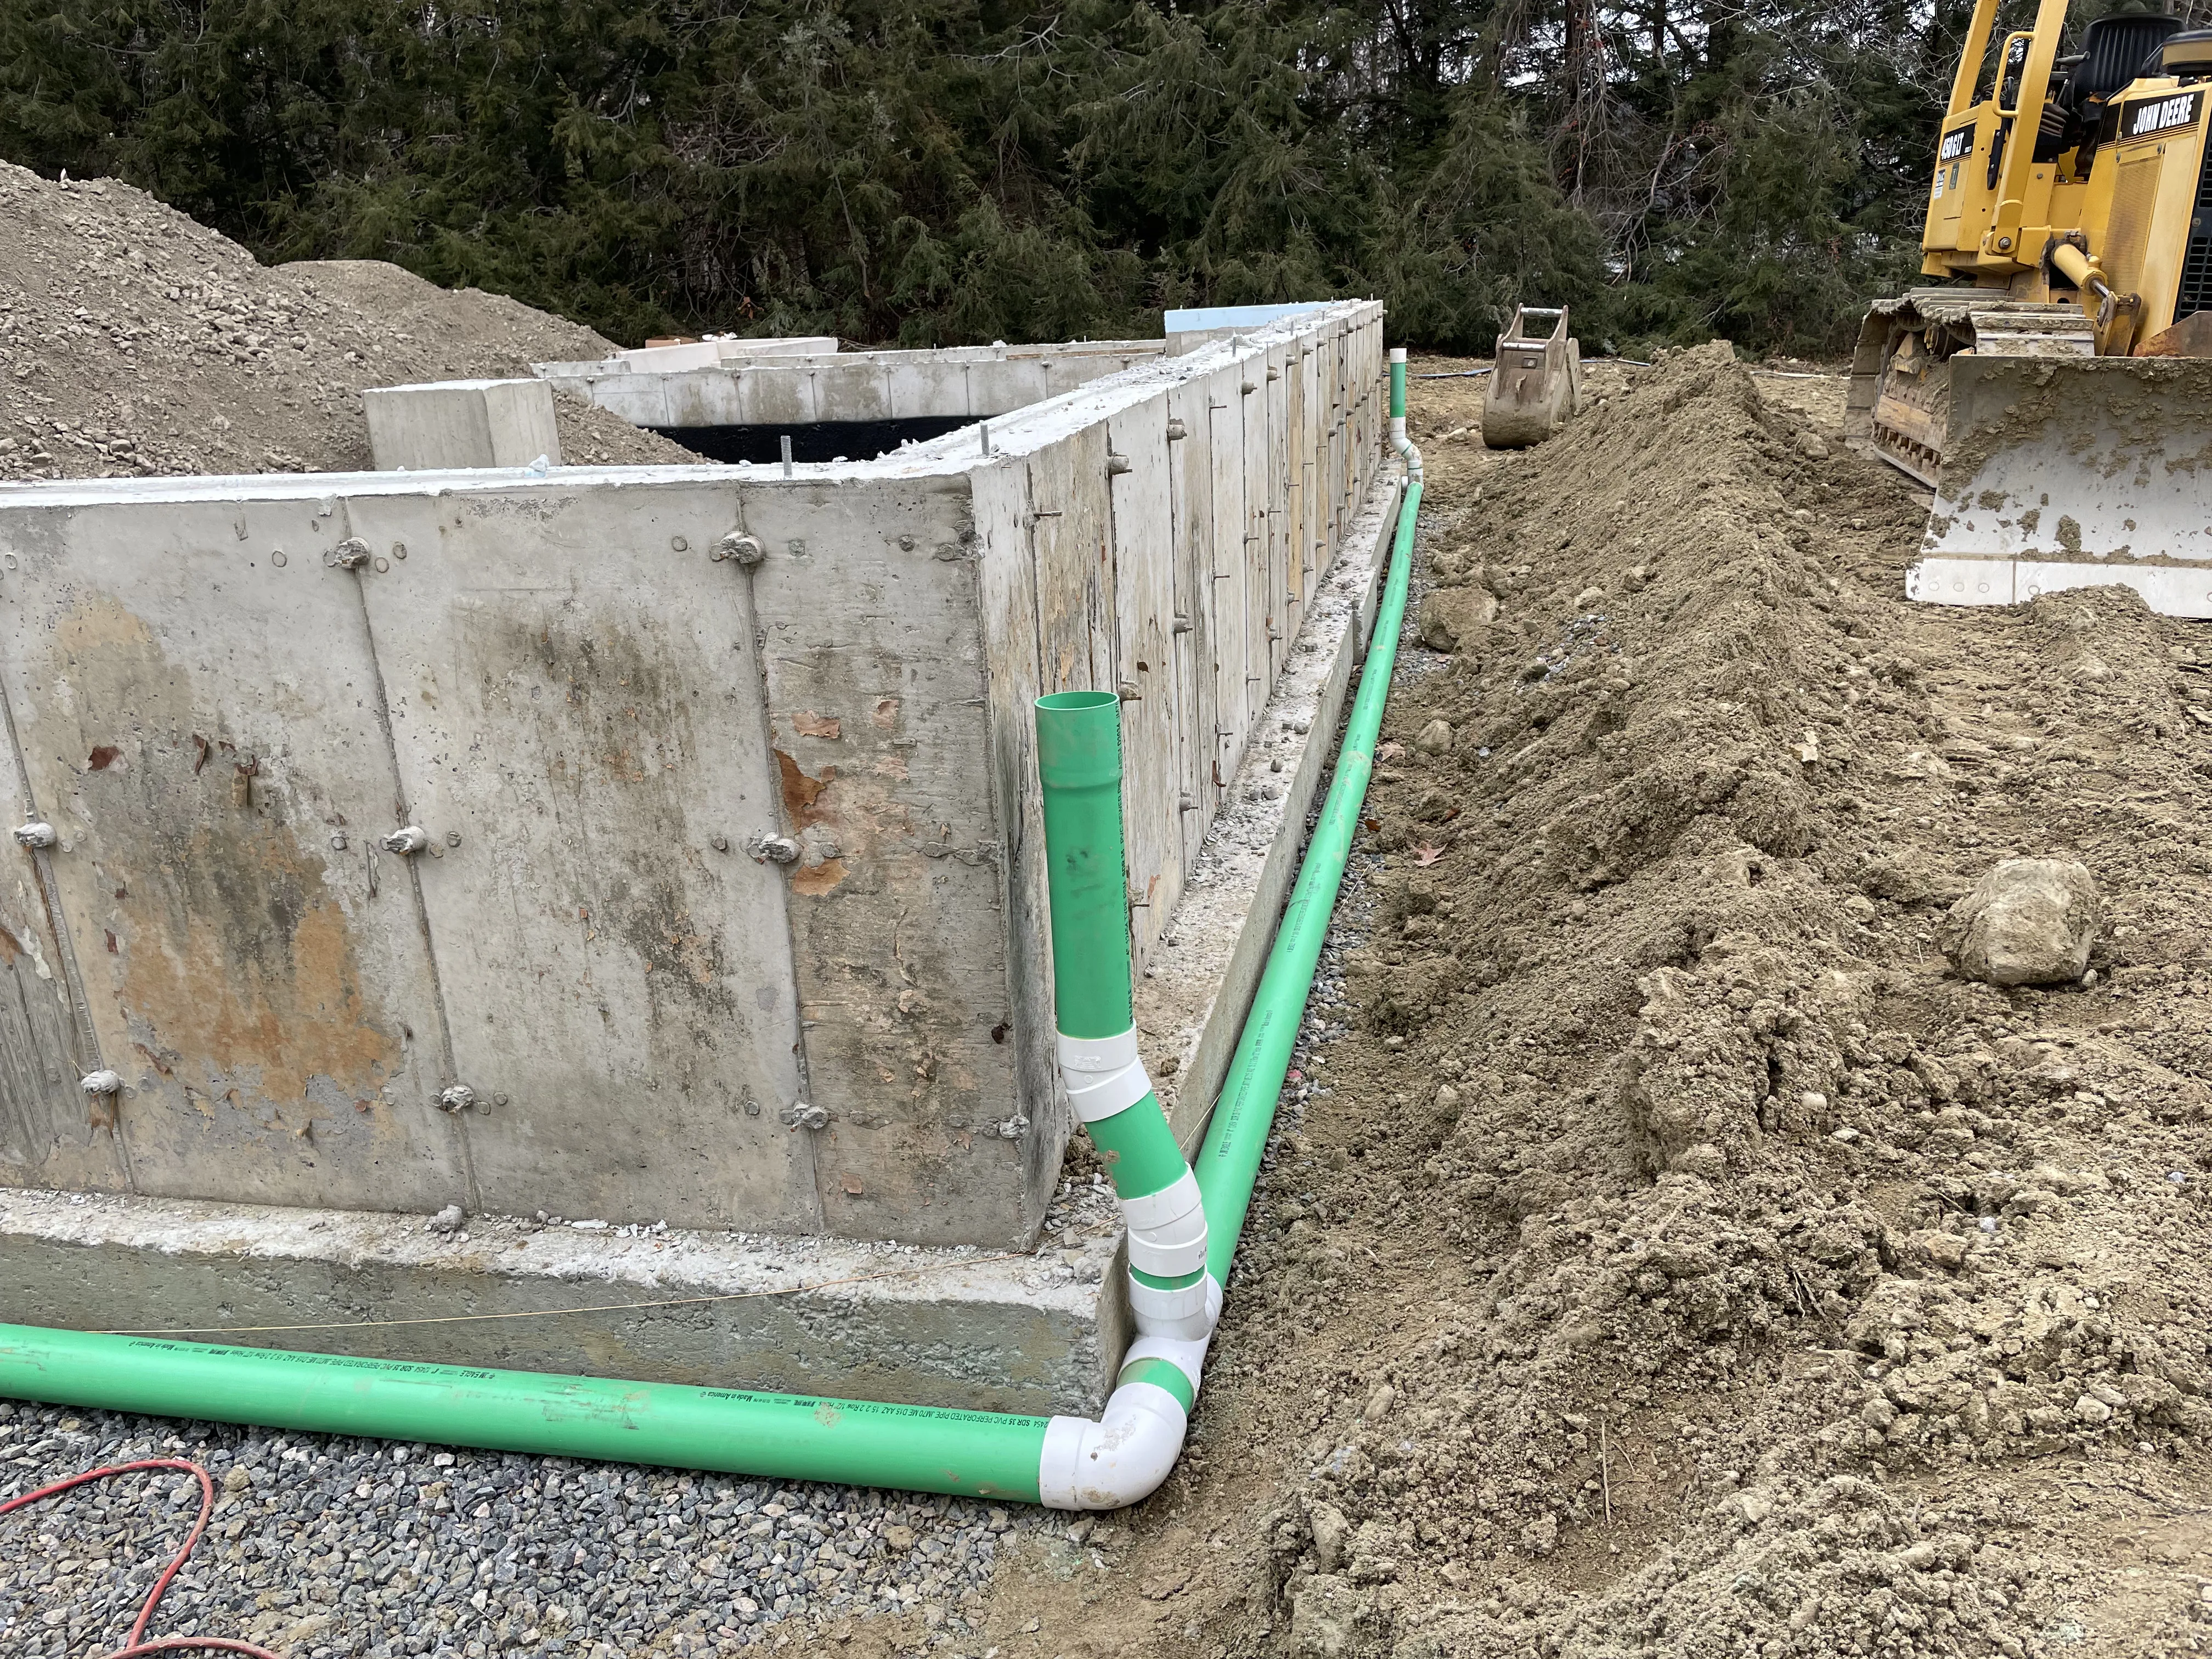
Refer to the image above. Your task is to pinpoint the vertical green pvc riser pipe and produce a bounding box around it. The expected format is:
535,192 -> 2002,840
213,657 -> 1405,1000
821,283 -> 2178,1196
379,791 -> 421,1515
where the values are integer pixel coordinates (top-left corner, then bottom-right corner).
1032,690 -> 1131,1042
1197,476 -> 1424,1279
1032,692 -> 1193,1235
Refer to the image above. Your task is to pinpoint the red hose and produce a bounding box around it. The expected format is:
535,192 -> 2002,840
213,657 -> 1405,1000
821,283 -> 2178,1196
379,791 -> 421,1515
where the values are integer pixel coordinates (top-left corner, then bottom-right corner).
1,1457 -> 280,1659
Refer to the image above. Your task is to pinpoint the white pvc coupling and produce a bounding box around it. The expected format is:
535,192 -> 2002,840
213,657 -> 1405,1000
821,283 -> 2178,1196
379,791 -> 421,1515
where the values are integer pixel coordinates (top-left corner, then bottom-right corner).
1121,1167 -> 1206,1278
1128,1271 -> 1221,1342
1058,1025 -> 1217,1339
1056,1028 -> 1153,1124
1037,1335 -> 1210,1510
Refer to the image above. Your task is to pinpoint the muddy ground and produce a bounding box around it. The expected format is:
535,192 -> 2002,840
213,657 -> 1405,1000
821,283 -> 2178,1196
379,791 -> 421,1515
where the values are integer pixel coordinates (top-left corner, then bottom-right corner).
978,346 -> 2212,1659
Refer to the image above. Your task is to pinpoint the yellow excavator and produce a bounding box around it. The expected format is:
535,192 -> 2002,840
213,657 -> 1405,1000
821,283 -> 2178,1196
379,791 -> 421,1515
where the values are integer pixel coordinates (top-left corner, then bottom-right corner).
1849,0 -> 2212,617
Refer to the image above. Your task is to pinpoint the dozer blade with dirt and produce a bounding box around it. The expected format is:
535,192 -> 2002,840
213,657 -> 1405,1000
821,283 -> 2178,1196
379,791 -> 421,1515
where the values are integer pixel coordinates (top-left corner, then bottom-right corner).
1844,3 -> 2212,618
1482,306 -> 1582,448
1905,354 -> 2212,619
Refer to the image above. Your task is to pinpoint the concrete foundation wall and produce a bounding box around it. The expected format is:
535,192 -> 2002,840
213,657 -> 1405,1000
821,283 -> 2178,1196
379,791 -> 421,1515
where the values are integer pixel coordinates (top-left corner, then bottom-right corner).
0,302 -> 1383,1257
951,305 -> 1387,1176
533,341 -> 1164,433
614,337 -> 840,373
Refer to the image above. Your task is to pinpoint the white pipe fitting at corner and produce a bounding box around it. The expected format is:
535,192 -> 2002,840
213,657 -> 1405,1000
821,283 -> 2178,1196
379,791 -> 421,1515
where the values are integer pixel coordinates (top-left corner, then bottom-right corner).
1038,1333 -> 1211,1510
1056,1029 -> 1221,1344
1039,1031 -> 1221,1506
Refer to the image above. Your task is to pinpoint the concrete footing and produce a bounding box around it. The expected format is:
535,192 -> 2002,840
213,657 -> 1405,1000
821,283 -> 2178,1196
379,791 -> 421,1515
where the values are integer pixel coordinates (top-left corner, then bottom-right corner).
0,1182 -> 1128,1417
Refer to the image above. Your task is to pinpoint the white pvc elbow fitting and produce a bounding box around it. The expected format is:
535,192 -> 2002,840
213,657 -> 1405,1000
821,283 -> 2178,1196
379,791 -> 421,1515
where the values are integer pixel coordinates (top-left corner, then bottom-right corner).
1039,1334 -> 1210,1509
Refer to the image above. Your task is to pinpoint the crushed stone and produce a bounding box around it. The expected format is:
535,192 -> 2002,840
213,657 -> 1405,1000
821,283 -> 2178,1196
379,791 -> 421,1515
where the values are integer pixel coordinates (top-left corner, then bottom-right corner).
0,1403 -> 1019,1657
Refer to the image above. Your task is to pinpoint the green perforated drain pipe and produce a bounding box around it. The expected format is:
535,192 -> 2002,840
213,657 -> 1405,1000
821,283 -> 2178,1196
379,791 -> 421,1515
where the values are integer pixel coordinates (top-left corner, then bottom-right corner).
0,453 -> 1423,1510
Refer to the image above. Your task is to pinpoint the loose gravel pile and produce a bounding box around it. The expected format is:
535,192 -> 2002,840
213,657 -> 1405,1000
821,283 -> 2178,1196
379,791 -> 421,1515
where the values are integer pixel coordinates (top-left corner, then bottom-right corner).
0,1402 -> 1021,1657
0,162 -> 695,478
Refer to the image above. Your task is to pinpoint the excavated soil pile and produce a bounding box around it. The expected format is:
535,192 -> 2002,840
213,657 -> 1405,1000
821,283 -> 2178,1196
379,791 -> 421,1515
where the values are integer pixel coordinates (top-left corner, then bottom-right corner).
984,345 -> 2212,1659
0,162 -> 694,478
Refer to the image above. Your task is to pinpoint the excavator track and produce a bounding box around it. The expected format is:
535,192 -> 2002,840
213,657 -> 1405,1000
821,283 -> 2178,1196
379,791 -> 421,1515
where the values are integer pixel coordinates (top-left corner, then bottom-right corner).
1844,290 -> 2095,486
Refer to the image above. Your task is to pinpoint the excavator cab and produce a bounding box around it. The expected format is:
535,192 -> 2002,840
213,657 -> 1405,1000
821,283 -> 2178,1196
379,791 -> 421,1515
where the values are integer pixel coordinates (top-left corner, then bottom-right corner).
1847,0 -> 2212,618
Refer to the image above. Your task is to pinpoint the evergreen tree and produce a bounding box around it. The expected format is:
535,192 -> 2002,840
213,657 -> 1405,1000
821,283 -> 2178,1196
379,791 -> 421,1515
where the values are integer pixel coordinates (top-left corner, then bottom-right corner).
0,0 -> 1966,354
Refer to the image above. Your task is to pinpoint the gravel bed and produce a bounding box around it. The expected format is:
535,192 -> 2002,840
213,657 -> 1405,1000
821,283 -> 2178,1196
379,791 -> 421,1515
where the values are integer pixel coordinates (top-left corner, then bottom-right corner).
0,1403 -> 1027,1657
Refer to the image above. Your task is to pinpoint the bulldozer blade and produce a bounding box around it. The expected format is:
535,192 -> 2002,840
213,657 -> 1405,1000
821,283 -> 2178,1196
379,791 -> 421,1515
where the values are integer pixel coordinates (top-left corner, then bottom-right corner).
1909,355 -> 2212,619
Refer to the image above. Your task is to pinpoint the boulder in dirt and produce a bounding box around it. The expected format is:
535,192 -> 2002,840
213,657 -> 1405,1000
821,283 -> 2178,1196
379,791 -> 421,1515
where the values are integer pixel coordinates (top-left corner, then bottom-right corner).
1414,718 -> 1453,755
1943,857 -> 2100,986
1417,586 -> 1498,652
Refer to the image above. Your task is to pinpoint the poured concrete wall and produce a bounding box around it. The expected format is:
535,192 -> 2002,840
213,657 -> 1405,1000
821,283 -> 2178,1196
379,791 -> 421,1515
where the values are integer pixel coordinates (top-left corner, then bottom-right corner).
0,302 -> 1382,1253
613,337 -> 839,373
533,341 -> 1163,433
951,304 -> 1387,987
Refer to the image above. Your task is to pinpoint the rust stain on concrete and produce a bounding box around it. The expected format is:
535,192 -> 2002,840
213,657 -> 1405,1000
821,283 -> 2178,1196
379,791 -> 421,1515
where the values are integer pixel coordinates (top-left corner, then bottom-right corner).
53,592 -> 159,657
50,590 -> 403,1113
774,749 -> 836,827
792,858 -> 848,896
599,744 -> 648,784
656,909 -> 720,987
115,822 -> 401,1105
793,712 -> 843,740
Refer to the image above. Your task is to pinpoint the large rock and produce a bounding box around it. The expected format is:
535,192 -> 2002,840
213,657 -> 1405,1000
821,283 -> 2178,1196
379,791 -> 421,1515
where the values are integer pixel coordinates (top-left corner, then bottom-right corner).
1416,585 -> 1498,652
1943,857 -> 2100,986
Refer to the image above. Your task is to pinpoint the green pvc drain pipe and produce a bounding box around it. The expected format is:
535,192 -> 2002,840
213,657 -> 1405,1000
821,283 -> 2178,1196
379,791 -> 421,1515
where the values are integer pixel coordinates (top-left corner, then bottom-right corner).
1387,346 -> 1424,484
1200,466 -> 1421,1275
1035,689 -> 1214,1337
0,443 -> 1424,1512
0,1329 -> 1050,1499
1030,688 -> 1216,1504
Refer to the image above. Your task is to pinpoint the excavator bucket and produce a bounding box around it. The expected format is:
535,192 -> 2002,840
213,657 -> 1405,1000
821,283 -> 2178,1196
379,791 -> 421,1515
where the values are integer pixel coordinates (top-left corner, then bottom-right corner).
1482,306 -> 1583,448
1908,356 -> 2212,619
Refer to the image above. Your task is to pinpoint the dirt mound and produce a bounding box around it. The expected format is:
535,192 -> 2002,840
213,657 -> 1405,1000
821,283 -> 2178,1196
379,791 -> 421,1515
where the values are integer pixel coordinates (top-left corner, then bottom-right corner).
986,346 -> 2212,1657
0,162 -> 693,478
